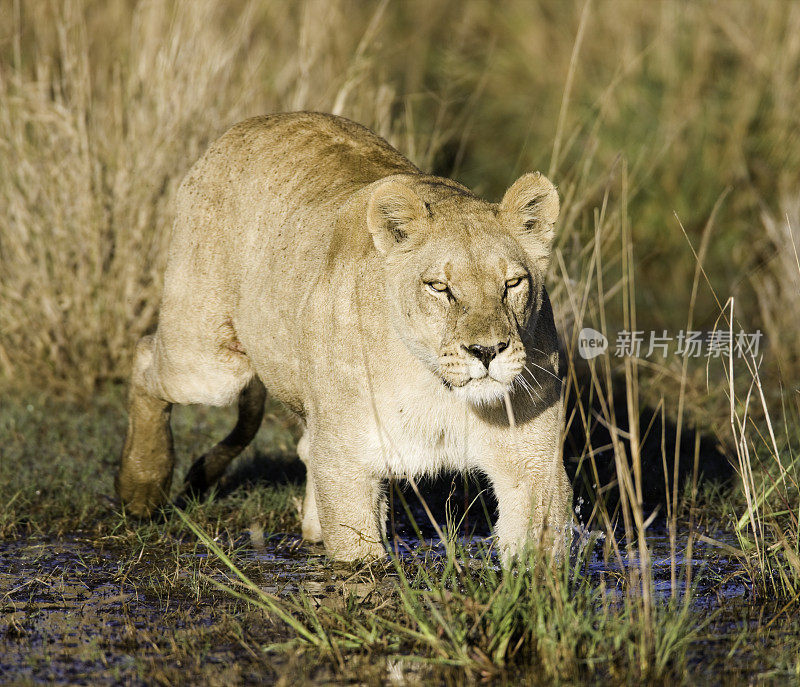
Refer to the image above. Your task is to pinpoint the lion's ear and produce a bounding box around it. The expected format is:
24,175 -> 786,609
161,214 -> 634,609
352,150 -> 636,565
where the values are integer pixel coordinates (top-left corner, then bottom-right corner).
367,179 -> 429,254
500,172 -> 559,269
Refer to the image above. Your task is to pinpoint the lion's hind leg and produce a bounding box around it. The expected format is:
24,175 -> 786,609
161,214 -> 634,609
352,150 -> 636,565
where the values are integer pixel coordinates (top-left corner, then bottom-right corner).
116,334 -> 176,517
116,314 -> 256,516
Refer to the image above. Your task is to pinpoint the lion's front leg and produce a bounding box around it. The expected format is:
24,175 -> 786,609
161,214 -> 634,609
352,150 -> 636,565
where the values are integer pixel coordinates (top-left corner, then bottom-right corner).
488,462 -> 572,565
482,407 -> 573,566
306,434 -> 386,562
296,432 -> 323,543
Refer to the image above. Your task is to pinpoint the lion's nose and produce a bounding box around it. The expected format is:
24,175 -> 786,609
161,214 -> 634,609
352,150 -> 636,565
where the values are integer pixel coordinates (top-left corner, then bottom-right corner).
464,341 -> 509,368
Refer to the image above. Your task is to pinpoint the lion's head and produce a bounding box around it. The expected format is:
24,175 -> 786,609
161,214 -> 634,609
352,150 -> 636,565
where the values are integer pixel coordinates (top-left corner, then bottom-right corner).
366,172 -> 559,406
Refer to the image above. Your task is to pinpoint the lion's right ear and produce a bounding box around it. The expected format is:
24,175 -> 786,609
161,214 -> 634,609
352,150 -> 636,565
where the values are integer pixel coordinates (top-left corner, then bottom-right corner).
499,172 -> 559,271
366,179 -> 429,254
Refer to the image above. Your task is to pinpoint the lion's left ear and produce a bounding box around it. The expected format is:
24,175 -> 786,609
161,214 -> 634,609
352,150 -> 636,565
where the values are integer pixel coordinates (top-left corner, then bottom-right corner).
499,172 -> 559,269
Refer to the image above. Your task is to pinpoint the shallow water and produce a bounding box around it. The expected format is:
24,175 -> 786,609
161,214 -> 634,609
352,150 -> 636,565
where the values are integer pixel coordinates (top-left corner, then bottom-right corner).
581,527 -> 750,602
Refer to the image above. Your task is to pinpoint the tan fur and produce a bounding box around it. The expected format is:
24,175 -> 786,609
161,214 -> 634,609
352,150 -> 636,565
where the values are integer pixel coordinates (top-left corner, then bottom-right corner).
115,112 -> 572,564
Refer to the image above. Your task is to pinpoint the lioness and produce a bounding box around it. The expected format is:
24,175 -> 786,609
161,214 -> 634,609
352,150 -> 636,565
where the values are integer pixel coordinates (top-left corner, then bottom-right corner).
116,112 -> 572,563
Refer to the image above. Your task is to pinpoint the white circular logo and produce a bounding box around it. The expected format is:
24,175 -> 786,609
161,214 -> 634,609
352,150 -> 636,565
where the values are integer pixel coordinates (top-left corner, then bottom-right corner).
577,328 -> 608,359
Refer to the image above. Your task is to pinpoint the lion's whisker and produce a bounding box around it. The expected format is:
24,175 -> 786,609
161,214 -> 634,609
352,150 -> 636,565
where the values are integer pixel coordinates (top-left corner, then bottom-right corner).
513,375 -> 541,405
524,360 -> 560,383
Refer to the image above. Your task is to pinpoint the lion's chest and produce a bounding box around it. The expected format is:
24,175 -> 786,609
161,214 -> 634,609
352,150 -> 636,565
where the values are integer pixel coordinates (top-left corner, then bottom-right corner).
364,388 -> 483,479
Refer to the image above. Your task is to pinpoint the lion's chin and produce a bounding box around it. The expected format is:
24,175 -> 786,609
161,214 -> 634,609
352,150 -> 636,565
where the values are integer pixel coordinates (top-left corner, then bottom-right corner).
451,376 -> 510,407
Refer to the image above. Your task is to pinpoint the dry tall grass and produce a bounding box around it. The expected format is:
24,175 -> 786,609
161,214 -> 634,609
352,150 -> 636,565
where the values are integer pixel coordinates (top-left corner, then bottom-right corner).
1,0 -> 799,403
757,197 -> 800,377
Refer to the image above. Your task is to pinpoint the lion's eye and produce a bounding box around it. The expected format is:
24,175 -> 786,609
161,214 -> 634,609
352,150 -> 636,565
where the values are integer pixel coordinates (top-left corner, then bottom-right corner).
426,281 -> 449,293
505,276 -> 525,289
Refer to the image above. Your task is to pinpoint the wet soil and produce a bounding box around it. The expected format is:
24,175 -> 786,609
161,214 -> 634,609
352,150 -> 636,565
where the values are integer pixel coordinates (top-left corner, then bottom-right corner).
0,536 -> 298,685
0,524 -> 791,686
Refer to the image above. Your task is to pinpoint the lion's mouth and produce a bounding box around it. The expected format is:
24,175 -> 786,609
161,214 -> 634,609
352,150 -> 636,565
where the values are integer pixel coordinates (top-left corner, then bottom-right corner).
454,375 -> 512,405
438,365 -> 520,389
437,367 -> 517,403
435,349 -> 523,403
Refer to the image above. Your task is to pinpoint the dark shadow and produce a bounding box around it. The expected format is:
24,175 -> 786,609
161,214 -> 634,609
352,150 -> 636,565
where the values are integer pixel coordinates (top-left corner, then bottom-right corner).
387,473 -> 497,541
214,451 -> 307,497
187,448 -> 496,540
563,367 -> 735,524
